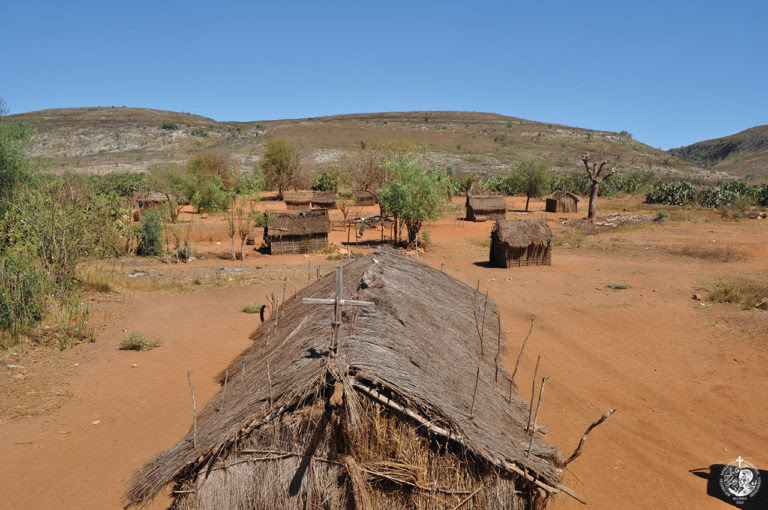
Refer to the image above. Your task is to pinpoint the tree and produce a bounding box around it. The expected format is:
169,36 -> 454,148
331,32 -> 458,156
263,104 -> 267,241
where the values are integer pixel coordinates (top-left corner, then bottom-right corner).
261,139 -> 301,199
582,153 -> 617,220
513,158 -> 550,211
0,99 -> 32,216
349,139 -> 410,210
378,155 -> 445,249
236,201 -> 258,261
312,167 -> 351,192
186,150 -> 234,189
147,163 -> 190,222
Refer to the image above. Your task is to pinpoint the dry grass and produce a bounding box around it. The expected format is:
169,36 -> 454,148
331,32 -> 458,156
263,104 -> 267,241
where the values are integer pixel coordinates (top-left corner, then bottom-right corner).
119,332 -> 160,351
708,277 -> 768,309
664,244 -> 747,262
552,230 -> 585,248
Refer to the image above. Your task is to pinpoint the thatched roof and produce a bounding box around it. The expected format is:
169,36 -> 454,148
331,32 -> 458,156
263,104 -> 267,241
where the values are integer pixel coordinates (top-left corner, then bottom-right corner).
467,194 -> 506,212
125,247 -> 566,507
133,191 -> 170,203
311,190 -> 336,205
492,220 -> 552,249
547,191 -> 580,202
283,190 -> 312,203
266,210 -> 330,237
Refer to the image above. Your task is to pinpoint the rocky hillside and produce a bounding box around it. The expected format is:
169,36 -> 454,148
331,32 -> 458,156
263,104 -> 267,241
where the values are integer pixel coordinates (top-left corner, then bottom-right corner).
10,107 -> 732,182
669,125 -> 768,179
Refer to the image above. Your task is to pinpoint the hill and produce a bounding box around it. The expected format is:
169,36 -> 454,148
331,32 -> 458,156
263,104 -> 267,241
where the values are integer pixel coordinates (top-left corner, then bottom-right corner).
10,107 -> 731,182
669,125 -> 768,179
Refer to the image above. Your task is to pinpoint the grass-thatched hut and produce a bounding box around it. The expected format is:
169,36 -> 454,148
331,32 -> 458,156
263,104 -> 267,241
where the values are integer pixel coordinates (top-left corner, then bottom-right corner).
490,220 -> 553,268
125,247 -> 573,509
264,209 -> 330,255
466,195 -> 507,222
134,191 -> 170,209
311,191 -> 337,209
283,190 -> 313,210
545,191 -> 580,213
354,189 -> 377,207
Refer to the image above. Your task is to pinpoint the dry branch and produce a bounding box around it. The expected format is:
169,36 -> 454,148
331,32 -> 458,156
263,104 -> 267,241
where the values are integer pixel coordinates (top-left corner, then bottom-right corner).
564,408 -> 618,467
187,371 -> 197,448
511,318 -> 535,385
526,376 -> 548,457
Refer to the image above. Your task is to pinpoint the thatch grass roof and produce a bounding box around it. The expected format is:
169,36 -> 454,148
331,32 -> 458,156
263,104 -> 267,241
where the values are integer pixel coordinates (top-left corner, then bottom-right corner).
125,247 -> 566,508
266,210 -> 330,237
547,191 -> 580,202
311,190 -> 336,205
467,194 -> 506,212
283,190 -> 313,203
492,220 -> 552,249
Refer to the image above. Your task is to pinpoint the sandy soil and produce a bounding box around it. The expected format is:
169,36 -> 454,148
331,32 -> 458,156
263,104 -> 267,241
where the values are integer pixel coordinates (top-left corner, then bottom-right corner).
1,196 -> 766,510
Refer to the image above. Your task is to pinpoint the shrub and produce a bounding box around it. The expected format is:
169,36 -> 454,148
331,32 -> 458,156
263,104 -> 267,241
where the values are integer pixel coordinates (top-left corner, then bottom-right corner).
708,277 -> 768,310
89,172 -> 150,197
137,209 -> 163,257
312,167 -> 351,192
160,122 -> 179,131
190,176 -> 233,212
241,305 -> 263,314
645,181 -> 698,206
119,332 -> 160,351
0,253 -> 48,336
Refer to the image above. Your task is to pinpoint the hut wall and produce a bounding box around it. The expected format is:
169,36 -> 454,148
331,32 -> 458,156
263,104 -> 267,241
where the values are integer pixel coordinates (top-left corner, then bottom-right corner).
170,401 -> 540,510
354,192 -> 376,207
490,240 -> 551,268
268,234 -> 328,255
545,197 -> 577,213
468,208 -> 507,222
285,200 -> 311,211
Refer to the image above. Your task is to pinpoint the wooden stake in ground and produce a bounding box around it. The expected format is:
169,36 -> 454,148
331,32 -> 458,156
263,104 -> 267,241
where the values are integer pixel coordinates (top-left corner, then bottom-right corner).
526,376 -> 549,457
187,371 -> 197,448
494,314 -> 502,383
302,266 -> 375,356
564,408 -> 618,466
511,318 -> 535,386
526,354 -> 541,432
267,360 -> 273,409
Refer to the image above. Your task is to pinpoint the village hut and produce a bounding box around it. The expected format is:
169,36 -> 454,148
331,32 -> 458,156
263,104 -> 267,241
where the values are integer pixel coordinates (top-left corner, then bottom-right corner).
490,220 -> 553,268
311,191 -> 337,209
354,189 -> 377,207
283,190 -> 313,210
134,191 -> 170,209
125,247 -> 575,510
545,191 -> 580,213
466,195 -> 507,222
264,209 -> 331,255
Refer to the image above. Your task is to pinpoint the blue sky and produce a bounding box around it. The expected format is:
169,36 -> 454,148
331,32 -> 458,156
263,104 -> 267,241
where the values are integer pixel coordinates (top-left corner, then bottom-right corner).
2,1 -> 766,149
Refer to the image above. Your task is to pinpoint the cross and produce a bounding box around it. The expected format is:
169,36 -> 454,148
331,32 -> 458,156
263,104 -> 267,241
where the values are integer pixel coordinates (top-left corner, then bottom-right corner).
303,266 -> 375,356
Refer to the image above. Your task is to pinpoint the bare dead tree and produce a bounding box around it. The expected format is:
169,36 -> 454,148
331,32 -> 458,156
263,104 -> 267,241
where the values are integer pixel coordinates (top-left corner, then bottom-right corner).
582,153 -> 618,220
236,202 -> 258,261
225,202 -> 237,261
564,407 -> 618,466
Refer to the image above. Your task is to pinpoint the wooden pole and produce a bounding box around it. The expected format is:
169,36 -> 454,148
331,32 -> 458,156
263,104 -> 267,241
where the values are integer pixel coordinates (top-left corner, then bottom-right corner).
511,318 -> 535,385
267,360 -> 273,410
470,366 -> 480,419
495,314 -> 502,383
451,485 -> 484,509
282,277 -> 286,305
526,355 -> 541,432
526,376 -> 548,457
187,371 -> 197,448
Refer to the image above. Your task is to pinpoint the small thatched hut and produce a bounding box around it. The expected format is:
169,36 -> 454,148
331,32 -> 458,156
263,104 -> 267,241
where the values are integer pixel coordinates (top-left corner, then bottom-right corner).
283,190 -> 313,210
125,248 -> 574,509
264,209 -> 330,255
134,191 -> 170,209
466,195 -> 507,222
311,191 -> 337,209
490,220 -> 553,268
354,189 -> 376,207
545,191 -> 580,213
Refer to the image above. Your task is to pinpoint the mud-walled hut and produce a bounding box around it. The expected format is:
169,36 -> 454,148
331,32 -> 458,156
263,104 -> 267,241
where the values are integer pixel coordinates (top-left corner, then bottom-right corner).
125,247 -> 576,510
311,191 -> 337,209
490,219 -> 553,268
466,194 -> 507,222
354,189 -> 376,207
545,191 -> 580,213
264,209 -> 330,255
283,190 -> 313,210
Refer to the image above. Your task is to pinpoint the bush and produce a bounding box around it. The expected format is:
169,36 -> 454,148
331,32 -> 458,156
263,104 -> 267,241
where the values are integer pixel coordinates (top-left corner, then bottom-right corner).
312,167 -> 351,192
119,332 -> 160,351
137,209 -> 163,257
236,167 -> 265,195
645,181 -> 698,206
190,175 -> 233,212
160,122 -> 178,131
89,172 -> 150,197
0,253 -> 48,336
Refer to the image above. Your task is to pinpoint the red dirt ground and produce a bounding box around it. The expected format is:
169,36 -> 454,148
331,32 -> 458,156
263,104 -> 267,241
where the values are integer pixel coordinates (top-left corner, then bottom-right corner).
1,196 -> 766,509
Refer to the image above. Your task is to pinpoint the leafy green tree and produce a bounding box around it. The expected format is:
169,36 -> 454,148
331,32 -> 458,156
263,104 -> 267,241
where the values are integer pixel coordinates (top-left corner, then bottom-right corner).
137,209 -> 163,257
148,163 -> 192,222
513,157 -> 550,211
261,139 -> 301,199
186,150 -> 234,189
0,99 -> 32,216
312,167 -> 351,192
378,156 -> 445,248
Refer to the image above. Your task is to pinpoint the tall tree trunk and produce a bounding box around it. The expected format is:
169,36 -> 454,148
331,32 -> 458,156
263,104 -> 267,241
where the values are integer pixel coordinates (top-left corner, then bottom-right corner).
587,181 -> 599,220
406,219 -> 421,250
240,238 -> 246,261
525,195 -> 531,212
231,238 -> 236,261
393,214 -> 399,246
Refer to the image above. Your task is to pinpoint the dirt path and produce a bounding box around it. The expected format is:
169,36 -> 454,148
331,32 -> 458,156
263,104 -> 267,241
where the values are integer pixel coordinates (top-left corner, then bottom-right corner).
1,201 -> 766,509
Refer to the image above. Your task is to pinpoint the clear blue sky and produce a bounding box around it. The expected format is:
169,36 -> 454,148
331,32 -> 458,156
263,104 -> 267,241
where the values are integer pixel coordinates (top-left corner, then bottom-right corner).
2,1 -> 766,149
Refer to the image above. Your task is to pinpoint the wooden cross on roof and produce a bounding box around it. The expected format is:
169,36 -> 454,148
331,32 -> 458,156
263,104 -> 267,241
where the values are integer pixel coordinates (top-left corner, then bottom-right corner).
303,266 -> 375,356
